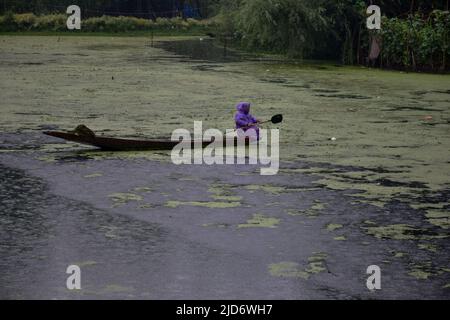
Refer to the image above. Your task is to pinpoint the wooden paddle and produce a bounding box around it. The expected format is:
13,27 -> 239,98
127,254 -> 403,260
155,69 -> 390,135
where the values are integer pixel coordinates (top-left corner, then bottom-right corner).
241,114 -> 283,129
260,114 -> 283,125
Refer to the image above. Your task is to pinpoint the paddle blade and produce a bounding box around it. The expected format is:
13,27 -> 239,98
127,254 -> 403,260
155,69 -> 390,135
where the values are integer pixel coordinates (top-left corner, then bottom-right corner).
271,114 -> 283,124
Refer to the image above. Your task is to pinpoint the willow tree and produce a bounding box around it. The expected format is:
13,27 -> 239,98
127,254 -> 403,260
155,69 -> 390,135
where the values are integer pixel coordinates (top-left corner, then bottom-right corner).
234,0 -> 328,58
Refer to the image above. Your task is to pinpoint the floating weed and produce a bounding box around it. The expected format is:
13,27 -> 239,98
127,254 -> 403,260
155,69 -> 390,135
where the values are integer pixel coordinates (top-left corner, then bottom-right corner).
364,223 -> 420,240
84,173 -> 103,178
166,200 -> 241,209
244,184 -> 287,195
202,223 -> 229,228
326,223 -> 343,231
305,252 -> 328,274
211,195 -> 243,201
109,193 -> 143,207
425,209 -> 450,229
72,261 -> 97,267
269,252 -> 328,279
238,214 -> 280,228
333,236 -> 347,241
268,262 -> 309,279
138,203 -> 154,209
392,252 -> 407,258
418,243 -> 439,253
287,201 -> 327,218
408,264 -> 433,280
133,186 -> 153,193
207,183 -> 243,203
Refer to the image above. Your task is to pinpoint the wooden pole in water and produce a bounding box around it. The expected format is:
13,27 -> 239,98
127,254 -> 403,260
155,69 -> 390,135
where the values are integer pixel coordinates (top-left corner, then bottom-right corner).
224,36 -> 227,57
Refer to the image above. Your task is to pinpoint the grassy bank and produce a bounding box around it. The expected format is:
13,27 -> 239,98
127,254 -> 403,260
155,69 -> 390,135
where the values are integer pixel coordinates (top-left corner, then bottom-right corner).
0,13 -> 215,35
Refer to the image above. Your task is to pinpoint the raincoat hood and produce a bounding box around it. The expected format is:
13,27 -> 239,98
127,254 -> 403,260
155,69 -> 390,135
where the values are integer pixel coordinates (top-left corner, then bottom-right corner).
236,102 -> 251,115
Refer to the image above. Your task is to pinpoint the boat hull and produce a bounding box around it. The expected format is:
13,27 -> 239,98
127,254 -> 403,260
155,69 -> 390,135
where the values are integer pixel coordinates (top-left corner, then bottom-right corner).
43,131 -> 251,151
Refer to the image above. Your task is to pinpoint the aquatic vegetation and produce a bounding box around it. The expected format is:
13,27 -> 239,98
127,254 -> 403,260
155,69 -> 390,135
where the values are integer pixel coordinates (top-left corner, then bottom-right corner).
238,214 -> 279,228
109,193 -> 143,207
166,200 -> 241,209
138,203 -> 154,209
244,184 -> 287,195
269,252 -> 328,279
425,209 -> 450,229
71,261 -> 97,267
133,187 -> 153,193
84,173 -> 103,178
326,223 -> 343,232
333,236 -> 346,241
208,183 -> 243,202
408,266 -> 433,280
418,243 -> 438,253
268,262 -> 309,279
286,201 -> 327,218
364,224 -> 420,240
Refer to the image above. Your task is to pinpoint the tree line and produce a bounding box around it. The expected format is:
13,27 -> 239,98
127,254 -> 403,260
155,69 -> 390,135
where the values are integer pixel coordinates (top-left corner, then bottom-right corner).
211,0 -> 449,72
0,0 -> 210,18
1,0 -> 449,71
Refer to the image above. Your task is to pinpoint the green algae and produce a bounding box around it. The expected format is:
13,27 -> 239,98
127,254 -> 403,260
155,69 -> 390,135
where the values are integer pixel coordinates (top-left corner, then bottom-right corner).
238,214 -> 280,228
408,268 -> 433,280
244,184 -> 287,195
207,183 -> 243,202
425,209 -> 450,229
166,200 -> 241,208
72,260 -> 97,267
333,236 -> 347,241
392,252 -> 407,258
269,252 -> 328,280
1,35 -> 450,227
211,195 -> 243,201
138,203 -> 154,209
202,222 -> 229,228
305,253 -> 328,274
109,193 -> 143,207
364,224 -> 419,240
286,201 -> 327,218
418,243 -> 439,253
326,223 -> 343,231
84,173 -> 103,178
133,186 -> 153,193
268,262 -> 309,279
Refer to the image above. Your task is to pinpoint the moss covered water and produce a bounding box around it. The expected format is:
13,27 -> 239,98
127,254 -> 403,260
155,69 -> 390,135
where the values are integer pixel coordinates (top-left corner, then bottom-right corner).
1,35 -> 450,298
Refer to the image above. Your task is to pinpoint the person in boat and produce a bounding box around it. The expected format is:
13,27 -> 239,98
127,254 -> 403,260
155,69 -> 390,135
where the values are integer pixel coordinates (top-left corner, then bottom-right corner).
234,102 -> 260,139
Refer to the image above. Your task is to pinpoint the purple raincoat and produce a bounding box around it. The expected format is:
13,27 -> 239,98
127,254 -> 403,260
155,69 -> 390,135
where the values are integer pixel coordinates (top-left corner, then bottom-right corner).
234,102 -> 259,139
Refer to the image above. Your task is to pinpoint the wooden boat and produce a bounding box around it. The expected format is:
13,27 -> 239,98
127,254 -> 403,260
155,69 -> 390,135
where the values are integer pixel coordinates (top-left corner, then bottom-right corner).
43,131 -> 251,151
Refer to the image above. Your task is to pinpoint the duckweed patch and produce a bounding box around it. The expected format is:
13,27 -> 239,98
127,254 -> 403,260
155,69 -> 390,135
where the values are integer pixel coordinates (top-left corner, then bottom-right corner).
166,200 -> 241,209
364,224 -> 420,240
425,209 -> 450,229
238,214 -> 280,228
268,262 -> 309,279
268,252 -> 328,280
72,260 -> 97,267
408,266 -> 433,280
109,193 -> 143,207
418,243 -> 439,253
326,223 -> 343,232
133,187 -> 153,193
84,173 -> 103,178
287,201 -> 327,218
244,184 -> 287,195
